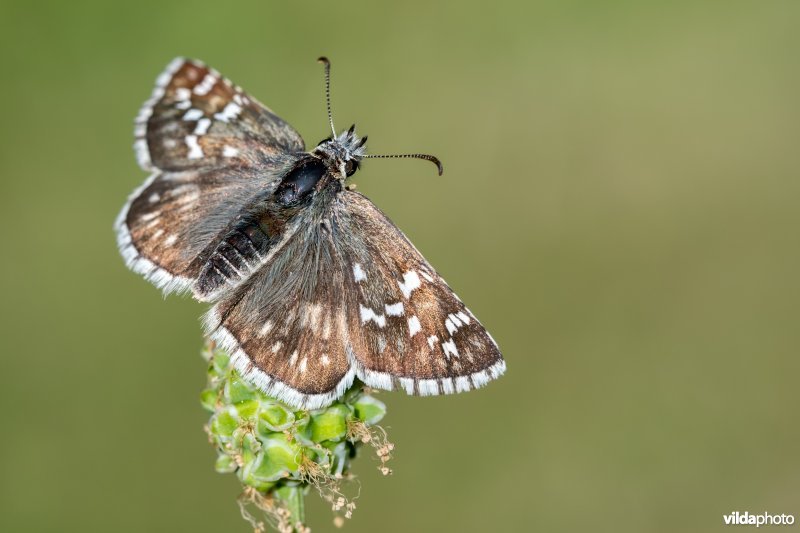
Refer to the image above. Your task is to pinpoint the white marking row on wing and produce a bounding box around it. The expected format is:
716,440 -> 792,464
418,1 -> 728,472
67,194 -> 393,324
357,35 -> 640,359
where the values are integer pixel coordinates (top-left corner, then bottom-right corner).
214,102 -> 242,122
350,356 -> 507,401
207,313 -> 357,410
353,263 -> 366,282
408,315 -> 422,336
193,73 -> 217,95
398,270 -> 421,299
359,304 -> 386,327
185,135 -> 203,159
385,302 -> 404,316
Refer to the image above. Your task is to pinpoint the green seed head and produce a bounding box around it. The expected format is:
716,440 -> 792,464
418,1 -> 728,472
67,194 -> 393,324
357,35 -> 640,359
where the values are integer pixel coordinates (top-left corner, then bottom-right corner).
201,342 -> 391,531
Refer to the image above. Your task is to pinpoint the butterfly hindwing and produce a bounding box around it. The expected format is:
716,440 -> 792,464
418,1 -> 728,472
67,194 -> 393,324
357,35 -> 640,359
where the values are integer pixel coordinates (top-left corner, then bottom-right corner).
204,216 -> 356,409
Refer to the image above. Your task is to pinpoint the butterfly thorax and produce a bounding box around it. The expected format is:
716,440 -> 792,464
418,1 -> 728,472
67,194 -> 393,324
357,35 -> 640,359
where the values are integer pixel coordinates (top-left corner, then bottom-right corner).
274,127 -> 365,208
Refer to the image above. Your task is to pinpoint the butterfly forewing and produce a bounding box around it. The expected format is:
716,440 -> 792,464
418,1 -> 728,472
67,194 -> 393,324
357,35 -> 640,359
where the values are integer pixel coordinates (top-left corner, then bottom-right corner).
135,58 -> 305,172
335,192 -> 505,395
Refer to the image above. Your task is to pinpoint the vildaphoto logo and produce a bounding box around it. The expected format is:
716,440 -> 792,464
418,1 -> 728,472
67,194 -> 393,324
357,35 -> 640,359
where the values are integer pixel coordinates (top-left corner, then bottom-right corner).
723,512 -> 795,527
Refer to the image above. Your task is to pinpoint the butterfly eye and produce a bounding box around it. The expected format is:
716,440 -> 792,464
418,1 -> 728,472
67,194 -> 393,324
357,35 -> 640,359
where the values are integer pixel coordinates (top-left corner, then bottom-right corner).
344,159 -> 359,177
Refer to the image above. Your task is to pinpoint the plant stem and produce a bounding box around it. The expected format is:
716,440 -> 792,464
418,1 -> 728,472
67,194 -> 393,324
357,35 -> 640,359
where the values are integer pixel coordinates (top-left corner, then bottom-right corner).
275,485 -> 305,530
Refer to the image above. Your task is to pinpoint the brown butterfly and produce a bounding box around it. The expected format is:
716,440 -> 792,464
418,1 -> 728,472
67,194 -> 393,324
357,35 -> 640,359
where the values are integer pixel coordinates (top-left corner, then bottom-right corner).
115,57 -> 505,409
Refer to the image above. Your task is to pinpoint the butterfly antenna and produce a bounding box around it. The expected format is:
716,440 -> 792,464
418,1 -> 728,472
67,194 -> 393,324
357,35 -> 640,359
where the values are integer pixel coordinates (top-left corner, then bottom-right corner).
317,56 -> 336,137
362,153 -> 444,176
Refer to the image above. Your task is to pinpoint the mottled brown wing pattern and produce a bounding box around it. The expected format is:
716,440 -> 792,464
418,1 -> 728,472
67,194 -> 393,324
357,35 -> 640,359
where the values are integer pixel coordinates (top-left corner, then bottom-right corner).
204,223 -> 356,409
117,58 -> 304,297
334,192 -> 505,396
119,58 -> 505,410
115,164 -> 292,296
135,58 -> 305,172
201,191 -> 504,409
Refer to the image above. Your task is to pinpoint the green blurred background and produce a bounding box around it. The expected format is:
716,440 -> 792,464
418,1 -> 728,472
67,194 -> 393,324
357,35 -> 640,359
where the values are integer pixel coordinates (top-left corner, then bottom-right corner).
1,1 -> 798,531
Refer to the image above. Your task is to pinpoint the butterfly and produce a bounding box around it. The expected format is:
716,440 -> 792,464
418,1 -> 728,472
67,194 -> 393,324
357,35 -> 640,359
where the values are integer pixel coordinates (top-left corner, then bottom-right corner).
115,57 -> 505,409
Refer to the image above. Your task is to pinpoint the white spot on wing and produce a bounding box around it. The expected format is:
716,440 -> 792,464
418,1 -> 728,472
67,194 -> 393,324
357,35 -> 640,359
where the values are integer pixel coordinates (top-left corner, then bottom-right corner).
258,320 -> 274,337
322,315 -> 332,340
457,311 -> 471,325
427,335 -> 438,349
442,339 -> 459,359
304,303 -> 323,329
385,302 -> 404,316
185,135 -> 203,159
182,108 -> 203,121
214,102 -> 242,122
321,354 -> 330,366
299,357 -> 308,373
175,87 -> 191,101
408,315 -> 421,336
164,234 -> 178,246
353,263 -> 366,282
359,304 -> 386,327
222,145 -> 239,158
148,193 -> 160,203
194,117 -> 211,135
398,270 -> 421,299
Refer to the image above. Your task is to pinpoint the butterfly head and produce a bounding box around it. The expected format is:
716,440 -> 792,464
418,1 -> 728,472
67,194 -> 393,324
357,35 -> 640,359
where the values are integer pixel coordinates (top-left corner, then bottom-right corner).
312,124 -> 367,179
